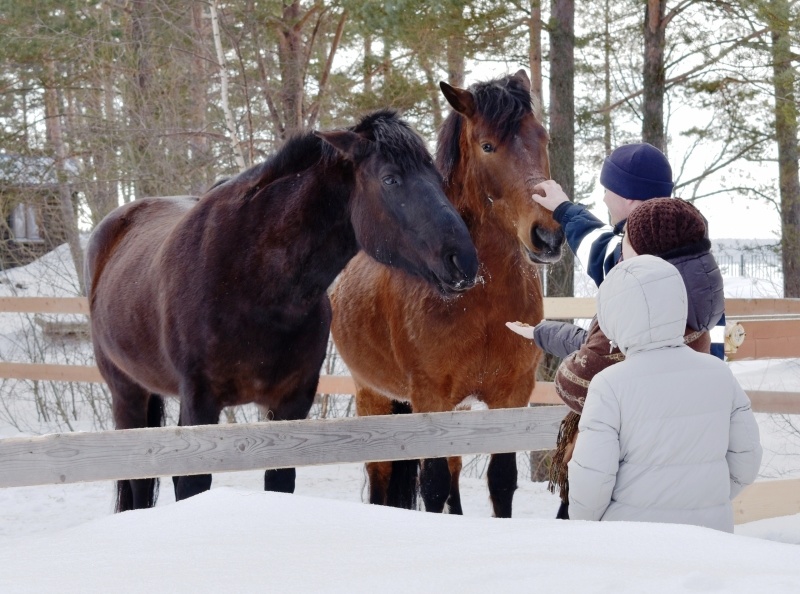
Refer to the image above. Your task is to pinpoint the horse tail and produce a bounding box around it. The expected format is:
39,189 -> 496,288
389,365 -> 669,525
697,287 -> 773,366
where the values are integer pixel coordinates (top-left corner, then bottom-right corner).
385,400 -> 420,509
114,394 -> 166,513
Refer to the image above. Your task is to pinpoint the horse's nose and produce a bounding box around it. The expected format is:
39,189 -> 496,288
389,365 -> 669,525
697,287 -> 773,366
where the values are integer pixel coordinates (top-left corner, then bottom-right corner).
445,247 -> 479,289
532,225 -> 565,254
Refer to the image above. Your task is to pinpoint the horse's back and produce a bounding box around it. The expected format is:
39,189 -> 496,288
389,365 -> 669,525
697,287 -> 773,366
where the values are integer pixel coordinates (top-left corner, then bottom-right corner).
85,196 -> 199,294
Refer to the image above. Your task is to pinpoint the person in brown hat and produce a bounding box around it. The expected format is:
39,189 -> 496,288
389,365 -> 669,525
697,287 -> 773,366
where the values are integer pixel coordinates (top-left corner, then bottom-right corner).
508,197 -> 725,519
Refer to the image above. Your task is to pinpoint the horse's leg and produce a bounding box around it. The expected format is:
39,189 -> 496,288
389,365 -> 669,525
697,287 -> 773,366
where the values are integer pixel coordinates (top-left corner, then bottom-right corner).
487,452 -> 518,518
356,388 -> 419,508
420,457 -> 451,513
263,379 -> 319,494
446,456 -> 463,515
385,400 -> 419,509
173,383 -> 220,501
98,350 -> 164,512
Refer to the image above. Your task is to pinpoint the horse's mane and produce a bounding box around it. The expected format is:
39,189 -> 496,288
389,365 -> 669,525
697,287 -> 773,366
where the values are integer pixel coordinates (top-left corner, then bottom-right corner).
203,134 -> 328,200
204,110 -> 431,200
436,74 -> 534,183
350,109 -> 433,174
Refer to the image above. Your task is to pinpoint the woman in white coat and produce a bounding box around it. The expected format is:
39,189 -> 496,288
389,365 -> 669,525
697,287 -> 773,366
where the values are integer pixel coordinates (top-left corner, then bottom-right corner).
568,254 -> 762,532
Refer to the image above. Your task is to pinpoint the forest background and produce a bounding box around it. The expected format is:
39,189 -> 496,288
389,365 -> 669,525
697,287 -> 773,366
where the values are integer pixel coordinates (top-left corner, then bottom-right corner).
0,1 -> 798,476
0,0 -> 798,299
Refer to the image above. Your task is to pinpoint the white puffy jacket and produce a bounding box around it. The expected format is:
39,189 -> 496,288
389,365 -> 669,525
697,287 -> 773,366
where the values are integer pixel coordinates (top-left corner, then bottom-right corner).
568,255 -> 762,532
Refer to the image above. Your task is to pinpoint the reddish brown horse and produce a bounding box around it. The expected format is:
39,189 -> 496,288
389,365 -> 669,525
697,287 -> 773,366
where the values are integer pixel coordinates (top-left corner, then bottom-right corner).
85,110 -> 478,512
330,71 -> 564,517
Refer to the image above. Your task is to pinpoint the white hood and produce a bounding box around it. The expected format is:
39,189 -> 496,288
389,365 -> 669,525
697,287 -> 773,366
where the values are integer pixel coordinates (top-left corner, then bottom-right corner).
596,255 -> 687,356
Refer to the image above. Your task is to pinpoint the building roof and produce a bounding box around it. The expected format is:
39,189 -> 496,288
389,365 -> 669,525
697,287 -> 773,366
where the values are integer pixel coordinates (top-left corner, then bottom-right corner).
0,154 -> 79,188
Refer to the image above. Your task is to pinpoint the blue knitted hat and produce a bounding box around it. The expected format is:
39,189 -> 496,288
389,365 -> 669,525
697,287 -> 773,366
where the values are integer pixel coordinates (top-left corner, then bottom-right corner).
599,143 -> 674,200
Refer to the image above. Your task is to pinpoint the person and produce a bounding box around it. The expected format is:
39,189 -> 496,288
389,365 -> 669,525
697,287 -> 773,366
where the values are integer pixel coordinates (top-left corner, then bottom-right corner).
507,197 -> 726,519
532,142 -> 673,286
567,254 -> 762,532
526,142 -> 726,359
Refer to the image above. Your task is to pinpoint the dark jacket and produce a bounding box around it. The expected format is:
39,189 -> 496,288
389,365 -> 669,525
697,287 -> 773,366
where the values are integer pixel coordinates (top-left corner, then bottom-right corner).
535,238 -> 725,360
553,202 -> 622,287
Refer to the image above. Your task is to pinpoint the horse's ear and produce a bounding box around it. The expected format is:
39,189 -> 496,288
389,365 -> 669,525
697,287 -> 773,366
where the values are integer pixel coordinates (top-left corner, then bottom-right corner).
314,130 -> 371,161
439,81 -> 475,118
514,69 -> 532,92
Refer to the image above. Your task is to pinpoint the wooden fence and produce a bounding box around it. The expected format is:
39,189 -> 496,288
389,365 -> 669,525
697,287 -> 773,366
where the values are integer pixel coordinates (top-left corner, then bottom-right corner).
1,296 -> 800,524
0,406 -> 564,487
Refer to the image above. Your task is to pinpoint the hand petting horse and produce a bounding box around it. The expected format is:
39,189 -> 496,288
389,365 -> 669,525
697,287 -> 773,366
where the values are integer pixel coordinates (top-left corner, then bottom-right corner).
85,110 -> 478,512
331,71 -> 564,518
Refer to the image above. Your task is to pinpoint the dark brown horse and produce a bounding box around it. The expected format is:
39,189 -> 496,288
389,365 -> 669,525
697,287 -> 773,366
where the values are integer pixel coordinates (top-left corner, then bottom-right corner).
85,110 -> 478,512
330,71 -> 564,517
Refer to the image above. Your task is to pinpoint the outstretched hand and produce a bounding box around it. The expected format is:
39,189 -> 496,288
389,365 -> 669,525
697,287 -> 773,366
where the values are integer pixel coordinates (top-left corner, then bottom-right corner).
505,321 -> 535,340
532,180 -> 570,212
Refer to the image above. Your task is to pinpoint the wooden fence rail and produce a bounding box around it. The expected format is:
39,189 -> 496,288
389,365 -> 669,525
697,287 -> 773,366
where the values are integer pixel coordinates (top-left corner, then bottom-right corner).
0,403 -> 792,525
0,362 -> 796,413
3,296 -> 800,410
4,295 -> 800,318
0,406 -> 565,488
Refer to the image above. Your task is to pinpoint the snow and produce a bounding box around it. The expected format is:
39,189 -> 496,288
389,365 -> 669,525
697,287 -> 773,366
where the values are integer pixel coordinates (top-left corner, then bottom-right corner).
1,468 -> 800,593
1,243 -> 800,592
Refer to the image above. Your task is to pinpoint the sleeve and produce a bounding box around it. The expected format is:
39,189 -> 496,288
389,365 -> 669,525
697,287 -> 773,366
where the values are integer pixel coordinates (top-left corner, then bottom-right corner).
727,376 -> 763,499
710,313 -> 726,360
567,375 -> 621,521
533,321 -> 588,359
553,202 -> 620,286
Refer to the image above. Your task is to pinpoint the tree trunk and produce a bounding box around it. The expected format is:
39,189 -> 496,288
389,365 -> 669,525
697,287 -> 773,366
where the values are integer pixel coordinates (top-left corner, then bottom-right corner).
547,0 -> 575,320
603,0 -> 612,155
642,0 -> 667,150
189,2 -> 213,194
528,0 -> 544,116
421,57 -> 443,132
446,35 -> 465,88
277,1 -> 308,136
767,0 -> 800,297
43,62 -> 85,295
445,2 -> 465,88
128,0 -> 158,199
363,35 -> 374,95
210,0 -> 247,171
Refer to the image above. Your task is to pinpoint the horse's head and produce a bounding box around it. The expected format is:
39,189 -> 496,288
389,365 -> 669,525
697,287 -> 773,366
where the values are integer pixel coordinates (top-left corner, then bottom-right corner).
315,111 -> 478,295
438,70 -> 564,265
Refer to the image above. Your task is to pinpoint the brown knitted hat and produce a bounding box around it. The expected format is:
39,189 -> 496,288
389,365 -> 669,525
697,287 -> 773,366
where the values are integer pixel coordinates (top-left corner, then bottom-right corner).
626,198 -> 707,257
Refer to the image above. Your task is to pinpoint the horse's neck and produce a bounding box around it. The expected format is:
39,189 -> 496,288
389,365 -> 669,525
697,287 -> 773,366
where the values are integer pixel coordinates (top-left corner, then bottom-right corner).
188,163 -> 359,301
445,160 -> 540,299
446,162 -> 515,256
259,162 -> 358,272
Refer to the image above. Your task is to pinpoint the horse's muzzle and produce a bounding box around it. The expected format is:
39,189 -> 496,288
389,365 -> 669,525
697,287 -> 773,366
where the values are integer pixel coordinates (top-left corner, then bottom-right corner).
437,248 -> 479,293
528,225 -> 565,264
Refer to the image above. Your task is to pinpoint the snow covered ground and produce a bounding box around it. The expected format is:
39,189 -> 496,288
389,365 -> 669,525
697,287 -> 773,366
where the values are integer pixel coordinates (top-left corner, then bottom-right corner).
1,243 -> 799,592
0,468 -> 799,593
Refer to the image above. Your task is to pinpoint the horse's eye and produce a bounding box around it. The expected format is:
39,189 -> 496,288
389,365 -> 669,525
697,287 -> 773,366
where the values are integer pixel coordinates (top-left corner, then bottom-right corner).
481,143 -> 494,153
382,175 -> 398,186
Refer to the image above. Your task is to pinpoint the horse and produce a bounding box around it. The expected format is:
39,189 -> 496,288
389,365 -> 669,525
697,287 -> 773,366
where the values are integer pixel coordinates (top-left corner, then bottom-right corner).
330,71 -> 564,518
85,110 -> 479,513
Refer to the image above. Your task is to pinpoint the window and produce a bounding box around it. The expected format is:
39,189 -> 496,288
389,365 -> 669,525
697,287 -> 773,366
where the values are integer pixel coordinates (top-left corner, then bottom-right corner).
10,202 -> 42,242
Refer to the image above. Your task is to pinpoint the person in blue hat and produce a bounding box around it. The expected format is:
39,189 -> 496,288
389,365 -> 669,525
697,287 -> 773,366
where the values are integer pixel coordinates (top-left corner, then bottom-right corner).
533,142 -> 674,287
521,143 -> 726,361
